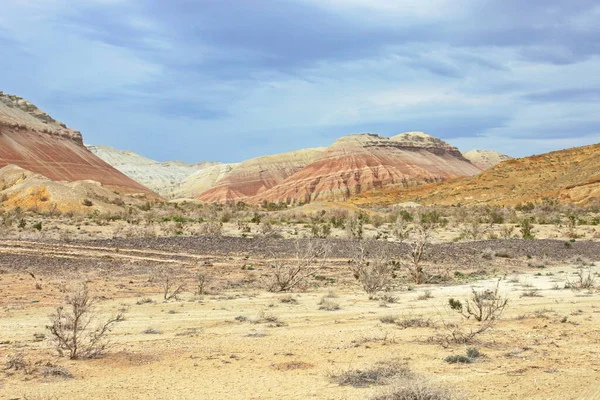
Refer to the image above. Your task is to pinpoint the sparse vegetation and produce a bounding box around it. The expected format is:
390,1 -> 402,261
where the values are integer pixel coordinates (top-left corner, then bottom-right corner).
429,320 -> 494,348
2,200 -> 600,399
46,283 -> 123,359
565,267 -> 596,290
444,347 -> 481,364
449,280 -> 508,322
401,212 -> 441,284
318,297 -> 341,311
158,269 -> 186,301
350,241 -> 394,297
265,240 -> 330,292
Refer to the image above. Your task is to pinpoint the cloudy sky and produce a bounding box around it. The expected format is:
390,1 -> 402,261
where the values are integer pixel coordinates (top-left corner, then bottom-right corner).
1,0 -> 599,163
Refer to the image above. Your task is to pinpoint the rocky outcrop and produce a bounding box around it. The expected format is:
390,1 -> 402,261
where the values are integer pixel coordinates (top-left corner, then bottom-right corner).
252,132 -> 482,204
463,149 -> 512,170
0,92 -> 156,196
196,148 -> 325,203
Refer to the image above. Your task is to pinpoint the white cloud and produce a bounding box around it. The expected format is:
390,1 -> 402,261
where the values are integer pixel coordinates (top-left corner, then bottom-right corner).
298,0 -> 467,19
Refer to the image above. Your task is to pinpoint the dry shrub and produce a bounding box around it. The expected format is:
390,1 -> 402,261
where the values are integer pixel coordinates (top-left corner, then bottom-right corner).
195,272 -> 211,295
4,352 -> 35,375
198,221 -> 223,237
444,348 -> 481,364
279,294 -> 299,304
157,268 -> 186,301
4,352 -> 73,379
252,310 -> 286,326
449,280 -> 508,322
400,211 -> 446,284
46,283 -> 123,359
42,365 -> 73,379
396,315 -> 435,329
265,240 -> 330,292
380,314 -> 434,329
565,267 -> 596,290
372,378 -> 456,400
428,320 -> 493,348
318,297 -> 341,311
330,361 -> 412,388
350,241 -> 394,297
417,290 -> 433,300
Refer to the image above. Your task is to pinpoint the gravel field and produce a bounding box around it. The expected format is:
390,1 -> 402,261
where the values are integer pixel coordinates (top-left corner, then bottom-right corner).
1,237 -> 597,274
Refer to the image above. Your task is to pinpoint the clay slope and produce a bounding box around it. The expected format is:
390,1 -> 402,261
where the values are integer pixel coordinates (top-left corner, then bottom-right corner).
196,148 -> 325,202
173,163 -> 238,199
0,165 -> 133,213
0,92 -> 156,196
353,142 -> 600,206
252,132 -> 482,204
87,145 -> 230,198
463,149 -> 512,170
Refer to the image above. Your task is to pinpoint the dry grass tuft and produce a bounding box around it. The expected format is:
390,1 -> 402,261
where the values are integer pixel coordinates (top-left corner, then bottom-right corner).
372,378 -> 457,400
330,361 -> 412,388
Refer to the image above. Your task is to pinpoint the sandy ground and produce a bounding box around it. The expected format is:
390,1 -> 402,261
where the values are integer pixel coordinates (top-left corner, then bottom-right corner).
1,252 -> 599,400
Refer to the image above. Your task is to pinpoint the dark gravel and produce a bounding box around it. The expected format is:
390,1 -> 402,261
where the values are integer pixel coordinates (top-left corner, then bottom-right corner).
0,237 -> 596,275
79,236 -> 599,260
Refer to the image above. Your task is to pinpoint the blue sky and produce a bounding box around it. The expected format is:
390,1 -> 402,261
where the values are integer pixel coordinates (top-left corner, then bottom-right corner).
2,0 -> 600,163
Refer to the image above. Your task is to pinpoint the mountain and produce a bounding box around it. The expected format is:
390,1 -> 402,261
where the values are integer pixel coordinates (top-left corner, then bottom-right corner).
352,142 -> 600,206
197,148 -> 326,203
83,129 -> 500,205
0,92 -> 155,196
463,149 -> 512,170
251,132 -> 482,204
86,145 -> 230,198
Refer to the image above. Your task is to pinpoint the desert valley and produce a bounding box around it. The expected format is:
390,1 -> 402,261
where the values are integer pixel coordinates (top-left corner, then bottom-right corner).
0,88 -> 599,400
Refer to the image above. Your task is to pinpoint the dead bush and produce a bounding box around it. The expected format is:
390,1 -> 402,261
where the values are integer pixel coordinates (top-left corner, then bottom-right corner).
391,218 -> 411,243
46,283 -> 123,359
195,272 -> 211,295
4,352 -> 35,374
565,267 -> 596,290
265,240 -> 330,292
350,241 -> 395,297
198,221 -> 223,237
401,212 -> 441,284
428,320 -> 494,348
449,280 -> 508,322
157,268 -> 186,301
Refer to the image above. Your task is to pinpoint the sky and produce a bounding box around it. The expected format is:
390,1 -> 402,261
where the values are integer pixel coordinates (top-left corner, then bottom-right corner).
1,0 -> 600,163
